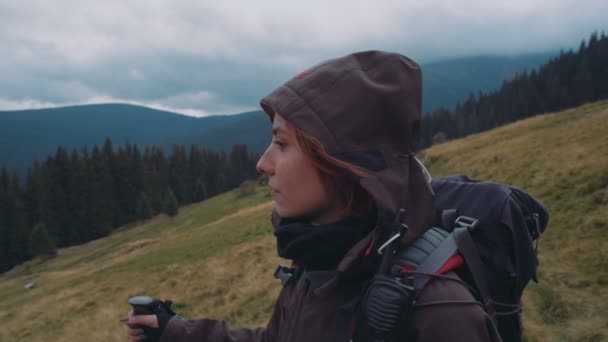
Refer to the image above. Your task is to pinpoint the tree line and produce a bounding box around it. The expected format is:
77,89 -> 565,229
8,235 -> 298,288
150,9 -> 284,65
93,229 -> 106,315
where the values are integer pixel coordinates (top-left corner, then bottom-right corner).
421,31 -> 608,147
0,139 -> 259,273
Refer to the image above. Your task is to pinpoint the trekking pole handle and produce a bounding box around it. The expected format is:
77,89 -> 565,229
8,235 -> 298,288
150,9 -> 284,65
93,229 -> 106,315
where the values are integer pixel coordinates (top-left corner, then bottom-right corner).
129,295 -> 156,315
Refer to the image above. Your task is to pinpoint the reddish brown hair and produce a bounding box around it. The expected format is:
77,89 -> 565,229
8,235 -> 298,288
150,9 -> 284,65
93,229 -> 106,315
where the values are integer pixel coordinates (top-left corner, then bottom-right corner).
293,126 -> 376,219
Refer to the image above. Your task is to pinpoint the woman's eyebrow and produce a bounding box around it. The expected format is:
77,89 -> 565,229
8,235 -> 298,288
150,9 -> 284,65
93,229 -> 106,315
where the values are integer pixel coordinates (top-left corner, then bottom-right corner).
272,127 -> 288,136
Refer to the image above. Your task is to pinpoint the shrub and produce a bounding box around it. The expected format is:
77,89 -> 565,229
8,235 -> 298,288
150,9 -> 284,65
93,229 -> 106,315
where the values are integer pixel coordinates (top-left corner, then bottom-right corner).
257,175 -> 268,186
162,187 -> 179,217
238,180 -> 257,198
29,223 -> 57,258
432,131 -> 448,145
136,192 -> 153,221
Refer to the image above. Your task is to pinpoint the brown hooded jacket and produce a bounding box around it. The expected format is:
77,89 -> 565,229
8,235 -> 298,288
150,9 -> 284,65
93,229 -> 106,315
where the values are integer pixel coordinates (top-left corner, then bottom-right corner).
160,51 -> 502,342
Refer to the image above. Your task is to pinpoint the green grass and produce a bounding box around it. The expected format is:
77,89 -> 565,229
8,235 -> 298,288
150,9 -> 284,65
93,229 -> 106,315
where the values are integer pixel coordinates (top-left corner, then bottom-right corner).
1,101 -> 607,341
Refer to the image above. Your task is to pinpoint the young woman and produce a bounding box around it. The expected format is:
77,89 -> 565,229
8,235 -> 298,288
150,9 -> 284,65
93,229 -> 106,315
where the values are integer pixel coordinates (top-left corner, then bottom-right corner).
126,51 -> 502,341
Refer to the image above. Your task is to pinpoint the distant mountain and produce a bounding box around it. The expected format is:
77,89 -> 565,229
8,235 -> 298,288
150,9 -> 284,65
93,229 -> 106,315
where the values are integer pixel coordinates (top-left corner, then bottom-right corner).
0,52 -> 554,174
422,52 -> 555,112
0,103 -> 269,175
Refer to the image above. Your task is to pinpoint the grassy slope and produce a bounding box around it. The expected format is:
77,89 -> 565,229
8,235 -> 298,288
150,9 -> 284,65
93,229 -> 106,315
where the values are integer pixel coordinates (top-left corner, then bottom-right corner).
0,187 -> 282,342
1,100 -> 607,341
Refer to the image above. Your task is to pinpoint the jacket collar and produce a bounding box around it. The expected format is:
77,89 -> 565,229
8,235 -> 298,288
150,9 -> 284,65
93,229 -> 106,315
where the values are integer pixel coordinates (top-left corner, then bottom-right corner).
313,224 -> 383,296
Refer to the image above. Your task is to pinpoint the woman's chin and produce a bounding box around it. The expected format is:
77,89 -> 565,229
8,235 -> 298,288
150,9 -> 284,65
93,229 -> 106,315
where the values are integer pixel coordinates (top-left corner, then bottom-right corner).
275,207 -> 305,221
275,207 -> 293,219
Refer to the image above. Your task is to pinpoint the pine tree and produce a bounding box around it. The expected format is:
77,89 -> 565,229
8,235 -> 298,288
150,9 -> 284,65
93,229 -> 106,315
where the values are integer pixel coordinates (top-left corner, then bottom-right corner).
162,187 -> 179,217
169,145 -> 192,204
228,144 -> 255,187
113,144 -> 135,226
0,167 -> 11,272
201,149 -> 223,197
136,192 -> 153,221
47,146 -> 71,246
66,148 -> 86,244
149,147 -> 169,213
189,145 -> 207,202
89,145 -> 113,238
0,221 -> 9,272
29,223 -> 57,258
192,177 -> 208,203
8,173 -> 30,266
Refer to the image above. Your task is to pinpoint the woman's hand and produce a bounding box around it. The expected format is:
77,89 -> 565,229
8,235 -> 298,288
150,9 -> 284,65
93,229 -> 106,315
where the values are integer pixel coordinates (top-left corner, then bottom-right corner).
126,310 -> 159,341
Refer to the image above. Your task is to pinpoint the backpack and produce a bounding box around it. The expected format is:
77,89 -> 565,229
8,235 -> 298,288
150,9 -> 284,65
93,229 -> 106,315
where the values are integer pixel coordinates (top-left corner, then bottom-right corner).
391,175 -> 549,341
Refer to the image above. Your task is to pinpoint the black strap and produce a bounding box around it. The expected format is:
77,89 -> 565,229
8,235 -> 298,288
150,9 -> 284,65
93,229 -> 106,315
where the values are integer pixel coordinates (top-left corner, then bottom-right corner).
453,226 -> 496,320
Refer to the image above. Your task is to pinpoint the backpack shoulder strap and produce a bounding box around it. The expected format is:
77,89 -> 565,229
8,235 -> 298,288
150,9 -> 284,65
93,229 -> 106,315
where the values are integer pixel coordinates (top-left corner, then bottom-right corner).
412,232 -> 459,291
452,222 -> 495,318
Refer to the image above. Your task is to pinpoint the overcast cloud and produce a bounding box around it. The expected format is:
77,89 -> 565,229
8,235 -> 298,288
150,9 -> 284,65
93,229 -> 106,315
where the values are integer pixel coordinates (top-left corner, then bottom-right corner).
0,0 -> 606,116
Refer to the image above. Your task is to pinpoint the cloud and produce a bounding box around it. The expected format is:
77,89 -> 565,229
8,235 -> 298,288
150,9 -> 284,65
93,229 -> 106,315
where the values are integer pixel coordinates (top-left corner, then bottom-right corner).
129,68 -> 146,81
0,98 -> 59,111
0,88 -> 255,117
0,0 -> 605,115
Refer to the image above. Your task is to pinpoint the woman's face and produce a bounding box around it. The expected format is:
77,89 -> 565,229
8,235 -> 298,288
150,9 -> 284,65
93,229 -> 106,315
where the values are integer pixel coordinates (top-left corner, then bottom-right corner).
256,113 -> 344,224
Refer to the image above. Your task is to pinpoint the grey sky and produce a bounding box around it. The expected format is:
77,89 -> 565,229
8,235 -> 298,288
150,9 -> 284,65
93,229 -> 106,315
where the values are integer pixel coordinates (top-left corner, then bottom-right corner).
0,0 -> 606,116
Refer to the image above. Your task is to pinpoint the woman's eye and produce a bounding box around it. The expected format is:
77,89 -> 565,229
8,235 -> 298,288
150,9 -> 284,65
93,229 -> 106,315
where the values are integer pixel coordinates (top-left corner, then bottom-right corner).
272,140 -> 286,148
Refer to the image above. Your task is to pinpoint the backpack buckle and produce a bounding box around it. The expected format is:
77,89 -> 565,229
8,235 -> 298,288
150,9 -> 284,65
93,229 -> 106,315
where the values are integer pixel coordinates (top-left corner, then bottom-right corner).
454,216 -> 479,231
528,213 -> 541,240
528,213 -> 541,257
274,265 -> 294,286
377,223 -> 408,255
377,209 -> 408,255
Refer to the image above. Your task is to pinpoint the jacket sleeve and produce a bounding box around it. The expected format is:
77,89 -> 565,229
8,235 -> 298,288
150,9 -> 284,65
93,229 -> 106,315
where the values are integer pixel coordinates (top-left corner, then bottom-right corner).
159,318 -> 271,342
160,296 -> 282,342
407,272 -> 503,342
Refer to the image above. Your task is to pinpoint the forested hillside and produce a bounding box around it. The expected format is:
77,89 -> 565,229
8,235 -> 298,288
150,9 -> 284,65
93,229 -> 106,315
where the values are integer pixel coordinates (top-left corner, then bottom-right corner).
0,141 -> 260,273
421,52 -> 553,112
421,32 -> 608,147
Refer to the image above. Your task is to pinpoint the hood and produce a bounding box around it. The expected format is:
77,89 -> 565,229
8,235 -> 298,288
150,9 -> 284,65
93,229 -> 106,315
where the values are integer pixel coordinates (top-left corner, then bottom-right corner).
260,51 -> 436,245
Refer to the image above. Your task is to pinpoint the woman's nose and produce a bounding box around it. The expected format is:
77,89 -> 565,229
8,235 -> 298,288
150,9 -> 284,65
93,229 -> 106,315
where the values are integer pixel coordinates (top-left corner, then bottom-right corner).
256,148 -> 274,176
